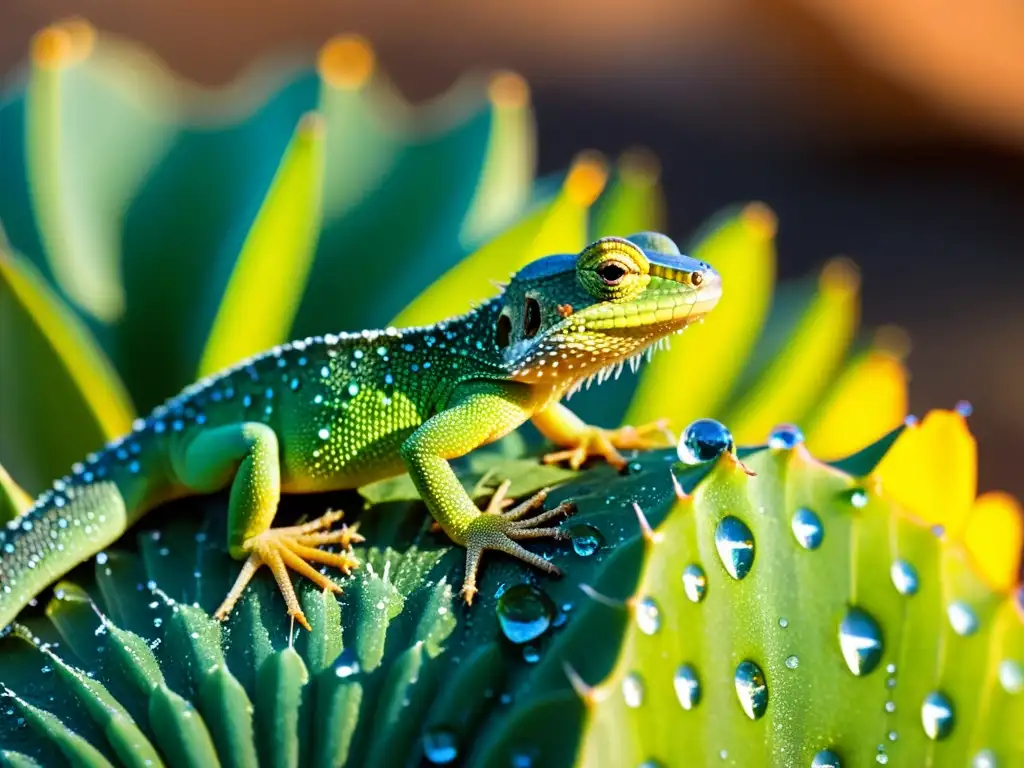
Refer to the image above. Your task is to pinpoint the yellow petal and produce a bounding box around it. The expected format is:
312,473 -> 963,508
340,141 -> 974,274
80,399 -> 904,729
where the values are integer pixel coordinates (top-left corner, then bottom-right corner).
805,326 -> 909,460
963,491 -> 1023,592
873,409 -> 977,537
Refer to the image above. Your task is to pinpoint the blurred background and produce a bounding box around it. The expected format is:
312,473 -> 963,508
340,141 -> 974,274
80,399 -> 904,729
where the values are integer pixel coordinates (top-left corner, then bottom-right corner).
1,0 -> 1022,495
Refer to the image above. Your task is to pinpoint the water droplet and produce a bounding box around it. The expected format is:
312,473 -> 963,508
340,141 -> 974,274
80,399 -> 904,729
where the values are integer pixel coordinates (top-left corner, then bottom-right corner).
682,564 -> 708,603
811,750 -> 841,768
673,664 -> 700,710
921,691 -> 954,740
890,560 -> 919,596
778,617 -> 789,628
635,597 -> 661,635
334,648 -> 360,678
885,701 -> 896,713
422,728 -> 458,765
522,645 -> 540,663
496,584 -> 555,644
677,419 -> 734,465
838,607 -> 884,676
347,382 -> 359,397
785,655 -> 799,670
998,659 -> 1023,694
791,508 -> 824,550
714,516 -> 755,580
972,749 -> 997,768
622,673 -> 644,708
567,524 -> 603,557
318,427 -> 330,440
734,660 -> 768,720
947,601 -> 979,636
768,424 -> 804,450
955,400 -> 973,417
887,731 -> 898,742
289,378 -> 301,392
844,488 -> 868,509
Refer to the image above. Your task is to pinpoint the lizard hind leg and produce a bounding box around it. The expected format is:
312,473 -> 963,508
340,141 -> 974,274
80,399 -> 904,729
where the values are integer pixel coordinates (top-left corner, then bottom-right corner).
176,423 -> 361,630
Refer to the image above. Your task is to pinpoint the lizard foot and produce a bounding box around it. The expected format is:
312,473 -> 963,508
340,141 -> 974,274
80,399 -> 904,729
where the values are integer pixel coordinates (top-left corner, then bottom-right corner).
214,509 -> 363,630
542,419 -> 676,471
458,480 -> 576,605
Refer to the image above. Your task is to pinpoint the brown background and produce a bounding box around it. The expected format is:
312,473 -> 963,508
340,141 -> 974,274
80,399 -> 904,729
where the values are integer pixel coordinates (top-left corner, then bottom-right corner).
2,0 -> 1023,496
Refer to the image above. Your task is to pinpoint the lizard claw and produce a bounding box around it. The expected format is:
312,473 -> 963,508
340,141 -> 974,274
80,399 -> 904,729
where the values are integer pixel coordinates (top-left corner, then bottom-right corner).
214,509 -> 360,630
543,419 -> 676,470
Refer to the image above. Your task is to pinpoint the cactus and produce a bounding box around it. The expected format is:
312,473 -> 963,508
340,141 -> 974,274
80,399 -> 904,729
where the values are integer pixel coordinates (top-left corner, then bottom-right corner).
1,20 -> 1021,767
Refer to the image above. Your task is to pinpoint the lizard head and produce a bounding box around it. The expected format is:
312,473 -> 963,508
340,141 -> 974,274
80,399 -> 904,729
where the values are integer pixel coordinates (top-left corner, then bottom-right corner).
497,232 -> 722,390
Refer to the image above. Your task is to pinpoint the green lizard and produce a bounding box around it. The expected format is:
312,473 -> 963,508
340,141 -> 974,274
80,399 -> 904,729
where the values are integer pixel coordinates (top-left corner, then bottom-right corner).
0,232 -> 721,631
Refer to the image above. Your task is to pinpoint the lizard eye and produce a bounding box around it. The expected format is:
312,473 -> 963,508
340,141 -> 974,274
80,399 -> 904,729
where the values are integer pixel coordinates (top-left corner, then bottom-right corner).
496,312 -> 512,348
690,271 -> 703,286
523,298 -> 542,338
596,261 -> 627,285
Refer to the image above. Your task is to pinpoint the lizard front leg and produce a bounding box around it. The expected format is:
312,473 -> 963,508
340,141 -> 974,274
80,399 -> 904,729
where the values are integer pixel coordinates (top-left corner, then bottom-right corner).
175,423 -> 359,630
400,382 -> 575,604
533,401 -> 675,471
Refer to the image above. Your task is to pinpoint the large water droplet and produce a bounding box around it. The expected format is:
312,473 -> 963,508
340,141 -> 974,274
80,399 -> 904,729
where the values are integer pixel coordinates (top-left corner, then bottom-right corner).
921,691 -> 954,740
844,488 -> 869,509
839,607 -> 884,676
768,424 -> 804,450
955,400 -> 973,417
715,516 -> 755,580
998,659 -> 1023,694
682,564 -> 707,603
734,660 -> 768,720
567,524 -> 603,557
947,601 -> 979,636
785,655 -> 799,670
622,673 -> 644,708
673,664 -> 701,710
678,419 -> 734,465
972,749 -> 997,768
334,648 -> 361,678
635,597 -> 661,635
890,560 -> 919,596
791,508 -> 824,550
422,728 -> 458,764
811,750 -> 842,768
496,584 -> 555,644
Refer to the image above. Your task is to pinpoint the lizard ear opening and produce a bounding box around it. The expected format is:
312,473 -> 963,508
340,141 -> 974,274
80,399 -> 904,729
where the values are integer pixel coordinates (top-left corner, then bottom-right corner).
496,312 -> 512,348
523,298 -> 541,338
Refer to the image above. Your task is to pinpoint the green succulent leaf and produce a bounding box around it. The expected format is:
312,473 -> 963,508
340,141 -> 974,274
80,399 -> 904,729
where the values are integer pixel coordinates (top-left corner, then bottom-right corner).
0,239 -> 135,492
197,113 -> 326,376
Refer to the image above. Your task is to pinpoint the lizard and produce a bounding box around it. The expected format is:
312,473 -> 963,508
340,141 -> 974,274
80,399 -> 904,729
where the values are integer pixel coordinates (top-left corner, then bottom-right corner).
0,232 -> 722,631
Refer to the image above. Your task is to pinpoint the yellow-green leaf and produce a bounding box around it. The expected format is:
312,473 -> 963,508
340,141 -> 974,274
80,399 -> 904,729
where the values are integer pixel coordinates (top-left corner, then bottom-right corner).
197,113 -> 326,376
591,148 -> 665,240
390,152 -> 607,329
0,462 -> 32,525
459,71 -> 536,246
723,256 -> 860,444
804,327 -> 909,461
0,235 -> 135,492
623,203 -> 776,432
24,21 -> 176,322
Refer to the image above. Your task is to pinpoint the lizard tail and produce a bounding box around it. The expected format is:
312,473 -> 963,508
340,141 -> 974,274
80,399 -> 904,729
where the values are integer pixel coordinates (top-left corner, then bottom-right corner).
0,429 -> 176,630
0,478 -> 131,630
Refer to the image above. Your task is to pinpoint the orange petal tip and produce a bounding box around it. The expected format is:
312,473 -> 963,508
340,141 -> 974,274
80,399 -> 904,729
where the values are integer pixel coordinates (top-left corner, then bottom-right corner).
318,34 -> 375,89
488,70 -> 530,109
741,202 -> 778,240
565,151 -> 608,207
820,256 -> 861,294
31,26 -> 74,68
